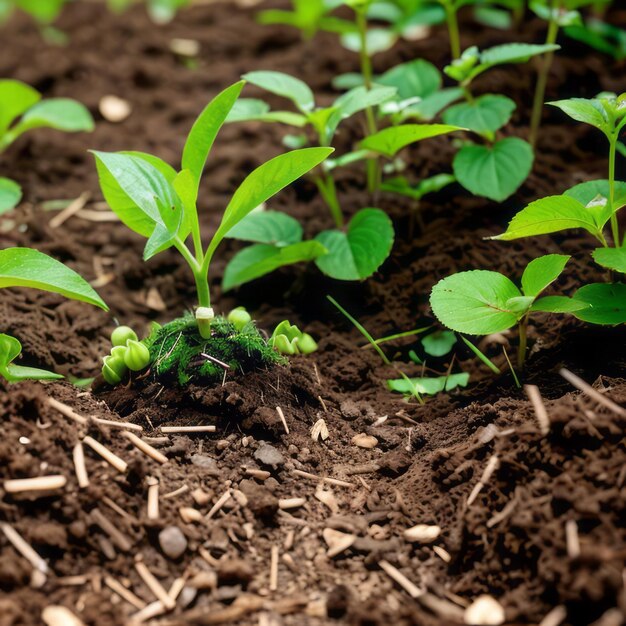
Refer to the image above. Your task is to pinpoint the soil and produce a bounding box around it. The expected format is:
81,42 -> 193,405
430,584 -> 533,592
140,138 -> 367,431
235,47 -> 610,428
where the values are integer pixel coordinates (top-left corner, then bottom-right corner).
1,2 -> 626,625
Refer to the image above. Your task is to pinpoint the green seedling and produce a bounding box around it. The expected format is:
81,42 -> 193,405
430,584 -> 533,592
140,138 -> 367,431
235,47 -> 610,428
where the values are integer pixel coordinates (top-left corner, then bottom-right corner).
440,43 -> 560,202
270,320 -> 318,355
227,307 -> 252,331
0,79 -> 94,213
92,81 -> 330,385
564,15 -> 626,61
0,0 -> 67,25
430,254 -> 590,368
0,247 -> 107,382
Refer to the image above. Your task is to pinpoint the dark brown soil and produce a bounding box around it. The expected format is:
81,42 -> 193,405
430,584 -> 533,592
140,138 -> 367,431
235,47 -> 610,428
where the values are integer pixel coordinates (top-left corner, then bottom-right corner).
0,2 -> 625,625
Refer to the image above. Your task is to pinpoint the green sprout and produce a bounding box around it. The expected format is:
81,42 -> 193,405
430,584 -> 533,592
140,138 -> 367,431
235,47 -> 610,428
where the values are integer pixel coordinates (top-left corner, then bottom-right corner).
270,321 -> 319,355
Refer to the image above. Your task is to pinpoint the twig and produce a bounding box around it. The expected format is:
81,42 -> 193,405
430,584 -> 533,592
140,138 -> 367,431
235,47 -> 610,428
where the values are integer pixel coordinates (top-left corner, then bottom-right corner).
201,352 -> 231,370
123,432 -> 168,465
4,475 -> 66,493
92,417 -> 143,432
467,455 -> 499,506
525,384 -> 551,435
379,560 -> 423,598
565,519 -> 580,559
292,469 -> 353,488
206,489 -> 231,519
47,397 -> 87,425
1,522 -> 48,573
163,485 -> 189,500
269,545 -> 279,591
560,368 -> 626,418
90,508 -> 132,552
49,191 -> 91,228
276,406 -> 289,435
83,436 -> 128,473
134,561 -> 176,610
278,498 -> 306,510
147,478 -> 159,520
160,425 -> 216,434
73,443 -> 89,488
538,606 -> 567,626
104,575 -> 147,610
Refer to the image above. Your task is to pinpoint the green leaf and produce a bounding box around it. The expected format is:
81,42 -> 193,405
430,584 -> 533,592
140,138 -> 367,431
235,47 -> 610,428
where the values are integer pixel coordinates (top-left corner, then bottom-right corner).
223,241 -> 327,291
564,180 -> 626,213
421,330 -> 456,357
387,372 -> 469,395
314,208 -> 394,280
0,333 -> 63,383
476,42 -> 561,71
573,282 -> 626,324
226,98 -> 308,127
16,98 -> 94,135
459,335 -> 501,374
378,59 -> 441,100
492,194 -> 605,241
13,0 -> 66,23
242,71 -> 315,112
453,137 -> 534,202
0,247 -> 108,310
206,147 -> 333,260
380,173 -> 455,201
182,81 -> 245,194
430,270 -> 523,335
360,124 -> 462,158
225,210 -> 303,246
548,98 -> 609,133
592,247 -> 626,273
0,177 -> 22,213
399,88 -> 465,122
443,95 -> 516,134
91,151 -> 183,259
0,79 -> 40,136
341,28 -> 397,55
521,254 -> 570,297
530,295 -> 589,313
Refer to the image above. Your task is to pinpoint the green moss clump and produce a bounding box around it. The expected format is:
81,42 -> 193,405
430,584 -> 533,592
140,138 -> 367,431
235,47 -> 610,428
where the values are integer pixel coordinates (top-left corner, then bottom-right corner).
144,314 -> 284,386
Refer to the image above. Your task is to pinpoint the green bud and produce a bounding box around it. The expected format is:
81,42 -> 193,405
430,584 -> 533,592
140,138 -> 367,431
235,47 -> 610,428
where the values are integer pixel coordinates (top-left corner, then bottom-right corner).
196,307 -> 214,339
273,334 -> 296,355
111,326 -> 138,347
110,345 -> 128,360
228,307 -> 252,332
102,355 -> 125,385
123,340 -> 151,372
296,333 -> 318,355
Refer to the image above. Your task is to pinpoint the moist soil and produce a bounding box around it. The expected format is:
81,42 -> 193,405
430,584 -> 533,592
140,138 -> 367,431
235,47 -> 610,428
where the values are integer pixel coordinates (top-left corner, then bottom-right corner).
1,2 -> 626,625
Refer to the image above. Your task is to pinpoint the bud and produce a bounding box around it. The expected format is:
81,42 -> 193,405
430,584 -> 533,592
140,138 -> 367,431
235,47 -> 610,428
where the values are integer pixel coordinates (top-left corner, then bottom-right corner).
111,325 -> 138,347
296,333 -> 318,355
272,334 -> 297,355
102,354 -> 125,385
228,307 -> 252,331
123,340 -> 151,372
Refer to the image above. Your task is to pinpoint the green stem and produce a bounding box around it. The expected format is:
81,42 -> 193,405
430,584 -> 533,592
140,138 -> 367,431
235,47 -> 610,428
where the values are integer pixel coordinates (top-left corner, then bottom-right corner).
529,0 -> 561,149
315,174 -> 344,228
174,238 -> 210,308
608,133 -> 620,246
443,1 -> 461,60
517,316 -> 528,370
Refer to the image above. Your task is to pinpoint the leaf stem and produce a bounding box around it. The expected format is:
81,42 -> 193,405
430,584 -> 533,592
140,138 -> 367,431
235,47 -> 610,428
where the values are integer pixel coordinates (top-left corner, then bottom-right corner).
315,174 -> 344,228
517,315 -> 529,370
529,0 -> 561,149
443,1 -> 461,60
608,132 -> 620,246
174,238 -> 210,308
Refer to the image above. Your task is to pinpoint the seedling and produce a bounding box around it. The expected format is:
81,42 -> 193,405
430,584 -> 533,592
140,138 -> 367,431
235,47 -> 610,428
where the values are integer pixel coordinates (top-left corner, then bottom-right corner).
0,79 -> 94,213
0,247 -> 107,382
270,321 -> 318,355
441,43 -> 560,201
0,0 -> 67,26
92,81 -> 331,385
430,254 -> 589,368
107,0 -> 191,24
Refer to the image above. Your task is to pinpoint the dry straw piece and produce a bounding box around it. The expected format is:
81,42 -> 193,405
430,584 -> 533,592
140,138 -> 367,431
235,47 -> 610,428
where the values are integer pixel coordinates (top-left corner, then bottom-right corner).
379,560 -> 423,598
1,522 -> 48,573
73,443 -> 90,488
134,561 -> 176,610
83,436 -> 128,473
41,605 -> 86,626
4,475 -> 67,494
123,431 -> 168,464
160,425 -> 216,434
47,397 -> 87,425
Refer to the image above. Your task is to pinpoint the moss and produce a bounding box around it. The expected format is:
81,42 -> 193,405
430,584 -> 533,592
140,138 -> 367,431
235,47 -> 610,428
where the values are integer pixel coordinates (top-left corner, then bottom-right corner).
144,314 -> 284,386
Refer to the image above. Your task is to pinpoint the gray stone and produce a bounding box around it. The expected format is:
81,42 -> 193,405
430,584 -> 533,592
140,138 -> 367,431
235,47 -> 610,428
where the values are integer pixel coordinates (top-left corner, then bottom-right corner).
158,526 -> 187,560
253,443 -> 285,468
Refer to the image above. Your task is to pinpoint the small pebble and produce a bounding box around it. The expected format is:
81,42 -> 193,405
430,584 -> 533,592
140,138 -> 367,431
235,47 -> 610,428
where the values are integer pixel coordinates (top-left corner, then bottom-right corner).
99,95 -> 131,122
403,524 -> 441,543
254,443 -> 285,468
352,433 -> 378,449
158,526 -> 187,560
464,595 -> 506,625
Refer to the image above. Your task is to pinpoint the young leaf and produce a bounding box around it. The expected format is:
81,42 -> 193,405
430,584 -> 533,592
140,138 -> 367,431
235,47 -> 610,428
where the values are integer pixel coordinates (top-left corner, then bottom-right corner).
548,97 -> 608,133
422,330 -> 456,357
399,88 -> 465,122
360,124 -> 462,158
226,98 -> 308,126
314,208 -> 394,280
0,333 -> 63,382
443,95 -> 516,134
0,177 -> 22,213
430,270 -> 522,334
206,147 -> 333,259
182,81 -> 245,194
573,282 -> 626,324
15,99 -> 94,134
225,210 -> 303,246
477,42 -> 561,71
0,79 -> 40,135
242,71 -> 315,112
453,137 -> 534,202
380,173 -> 455,201
222,241 -> 327,291
491,194 -> 605,241
378,59 -> 441,100
564,180 -> 626,213
530,295 -> 589,313
387,372 -> 469,395
592,247 -> 626,273
0,247 -> 108,310
521,254 -> 570,297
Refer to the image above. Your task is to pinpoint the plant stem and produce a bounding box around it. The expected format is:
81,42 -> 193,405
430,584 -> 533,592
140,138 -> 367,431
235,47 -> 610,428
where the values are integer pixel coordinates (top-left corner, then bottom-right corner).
517,316 -> 528,370
443,1 -> 461,60
356,7 -> 380,194
315,174 -> 343,228
608,133 -> 620,246
529,0 -> 561,149
174,238 -> 210,308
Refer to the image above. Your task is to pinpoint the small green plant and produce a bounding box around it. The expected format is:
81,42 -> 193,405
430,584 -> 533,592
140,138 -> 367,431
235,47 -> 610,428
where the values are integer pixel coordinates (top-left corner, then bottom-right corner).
0,247 -> 108,382
0,0 -> 67,25
270,320 -> 318,355
0,79 -> 94,213
430,255 -> 589,368
92,81 -> 330,386
107,0 -> 191,24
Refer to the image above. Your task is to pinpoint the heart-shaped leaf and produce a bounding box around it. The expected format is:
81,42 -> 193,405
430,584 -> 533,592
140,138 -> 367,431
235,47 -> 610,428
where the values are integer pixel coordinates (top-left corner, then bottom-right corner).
378,59 -> 441,100
453,137 -> 534,201
17,98 -> 94,134
0,333 -> 63,382
572,283 -> 626,324
387,372 -> 469,395
314,208 -> 394,280
443,94 -> 516,134
225,210 -> 303,246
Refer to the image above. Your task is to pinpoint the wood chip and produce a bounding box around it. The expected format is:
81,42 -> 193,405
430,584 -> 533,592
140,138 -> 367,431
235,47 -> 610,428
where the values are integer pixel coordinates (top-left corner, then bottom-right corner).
403,524 -> 441,543
4,475 -> 67,494
244,467 -> 271,481
433,545 -> 451,563
560,368 -> 626,418
464,595 -> 505,625
123,431 -> 168,465
49,191 -> 90,229
1,522 -> 48,573
134,561 -> 175,610
311,418 -> 329,442
525,384 -> 551,435
73,442 -> 89,488
47,397 -> 87,425
160,425 -> 216,434
169,37 -> 200,56
179,507 -> 203,524
351,433 -> 378,449
104,575 -> 147,610
322,528 -> 355,558
146,287 -> 166,311
379,560 -> 423,598
538,606 -> 567,626
99,94 -> 132,122
83,436 -> 128,473
314,485 -> 339,514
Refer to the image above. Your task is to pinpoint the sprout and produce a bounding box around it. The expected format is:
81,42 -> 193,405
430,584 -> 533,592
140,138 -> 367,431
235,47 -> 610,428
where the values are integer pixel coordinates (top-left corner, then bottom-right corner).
227,307 -> 252,331
111,326 -> 138,347
124,340 -> 151,372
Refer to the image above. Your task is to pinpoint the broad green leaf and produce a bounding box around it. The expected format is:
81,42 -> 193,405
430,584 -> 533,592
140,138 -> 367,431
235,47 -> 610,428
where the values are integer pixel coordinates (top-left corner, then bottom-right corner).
421,330 -> 456,357
341,28 -> 397,55
314,208 -> 394,280
573,282 -> 626,324
361,124 -> 462,158
492,194 -> 605,241
225,210 -> 303,246
443,95 -> 515,134
242,71 -> 315,112
530,295 -> 589,313
91,151 -> 183,259
521,254 -> 570,297
16,99 -> 94,135
0,177 -> 21,213
477,42 -> 561,70
14,0 -> 66,23
172,168 -> 198,243
430,270 -> 522,335
592,247 -> 626,273
564,180 -> 626,214
505,295 -> 535,314
387,372 -> 469,395
453,137 -> 534,202
0,247 -> 108,310
182,81 -> 245,194
206,147 -> 333,260
548,98 -> 608,133
380,173 -> 455,201
378,59 -> 441,100
399,88 -> 464,122
0,333 -> 62,383
0,79 -> 40,136
223,241 -> 327,291
226,98 -> 308,127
